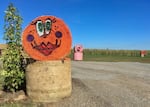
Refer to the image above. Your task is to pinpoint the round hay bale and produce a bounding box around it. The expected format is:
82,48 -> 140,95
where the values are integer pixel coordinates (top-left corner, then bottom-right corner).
22,15 -> 72,61
26,59 -> 72,102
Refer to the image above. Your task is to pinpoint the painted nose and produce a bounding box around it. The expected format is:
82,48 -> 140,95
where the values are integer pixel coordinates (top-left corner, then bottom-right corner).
42,34 -> 48,38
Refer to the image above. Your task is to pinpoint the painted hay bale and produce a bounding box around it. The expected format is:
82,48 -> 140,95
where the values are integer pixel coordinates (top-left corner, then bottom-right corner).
74,52 -> 83,61
74,44 -> 83,60
22,15 -> 72,61
26,59 -> 72,102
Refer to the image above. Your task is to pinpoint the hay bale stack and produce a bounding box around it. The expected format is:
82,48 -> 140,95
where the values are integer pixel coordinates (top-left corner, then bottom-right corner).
26,59 -> 72,102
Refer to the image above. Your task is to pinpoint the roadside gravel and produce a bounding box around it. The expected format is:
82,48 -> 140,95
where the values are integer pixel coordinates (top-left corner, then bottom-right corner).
49,61 -> 150,107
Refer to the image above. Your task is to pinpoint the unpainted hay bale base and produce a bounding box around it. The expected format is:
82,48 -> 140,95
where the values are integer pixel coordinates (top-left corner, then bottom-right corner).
26,59 -> 72,102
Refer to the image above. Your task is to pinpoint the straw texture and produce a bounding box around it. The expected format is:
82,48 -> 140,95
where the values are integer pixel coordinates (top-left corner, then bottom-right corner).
26,59 -> 72,102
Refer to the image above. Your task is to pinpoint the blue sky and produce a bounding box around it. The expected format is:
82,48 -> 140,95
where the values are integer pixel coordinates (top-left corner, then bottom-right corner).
0,0 -> 150,50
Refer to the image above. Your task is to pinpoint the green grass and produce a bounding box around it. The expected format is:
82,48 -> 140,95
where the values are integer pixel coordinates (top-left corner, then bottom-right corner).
82,55 -> 150,63
70,49 -> 150,63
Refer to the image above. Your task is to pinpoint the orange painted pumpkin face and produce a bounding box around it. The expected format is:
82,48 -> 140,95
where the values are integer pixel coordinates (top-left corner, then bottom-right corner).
22,16 -> 72,60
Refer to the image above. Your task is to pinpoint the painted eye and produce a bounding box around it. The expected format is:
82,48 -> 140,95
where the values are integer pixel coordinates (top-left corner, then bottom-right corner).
45,19 -> 52,35
36,20 -> 44,36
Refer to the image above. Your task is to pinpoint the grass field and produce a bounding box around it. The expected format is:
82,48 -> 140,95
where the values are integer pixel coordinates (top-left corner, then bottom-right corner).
83,55 -> 150,63
70,49 -> 150,63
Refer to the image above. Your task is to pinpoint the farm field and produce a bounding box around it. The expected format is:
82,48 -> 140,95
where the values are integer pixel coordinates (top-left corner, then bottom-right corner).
70,49 -> 150,63
0,61 -> 150,107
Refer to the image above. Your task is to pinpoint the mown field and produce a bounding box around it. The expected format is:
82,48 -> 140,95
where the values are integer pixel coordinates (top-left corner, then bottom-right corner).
70,49 -> 150,63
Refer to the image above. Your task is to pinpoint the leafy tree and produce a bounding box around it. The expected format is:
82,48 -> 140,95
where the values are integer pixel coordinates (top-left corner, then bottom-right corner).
1,3 -> 25,92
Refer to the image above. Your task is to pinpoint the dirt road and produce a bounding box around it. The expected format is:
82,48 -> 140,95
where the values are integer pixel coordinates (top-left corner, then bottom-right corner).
50,61 -> 150,107
1,61 -> 149,107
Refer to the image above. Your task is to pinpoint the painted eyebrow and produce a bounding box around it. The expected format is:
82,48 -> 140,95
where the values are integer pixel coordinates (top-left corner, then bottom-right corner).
46,18 -> 51,20
52,18 -> 57,23
31,18 -> 51,25
31,20 -> 42,25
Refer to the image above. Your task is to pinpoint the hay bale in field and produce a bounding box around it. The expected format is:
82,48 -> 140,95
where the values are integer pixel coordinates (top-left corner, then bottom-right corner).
26,59 -> 72,102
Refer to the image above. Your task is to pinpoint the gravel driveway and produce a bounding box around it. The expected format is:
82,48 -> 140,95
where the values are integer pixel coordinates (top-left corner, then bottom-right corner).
1,61 -> 149,107
47,61 -> 150,107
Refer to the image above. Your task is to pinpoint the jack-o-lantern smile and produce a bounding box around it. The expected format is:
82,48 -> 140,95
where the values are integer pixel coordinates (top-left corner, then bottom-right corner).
22,16 -> 72,60
30,39 -> 61,56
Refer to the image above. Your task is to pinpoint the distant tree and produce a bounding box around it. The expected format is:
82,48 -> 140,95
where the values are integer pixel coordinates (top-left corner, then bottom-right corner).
1,3 -> 25,92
